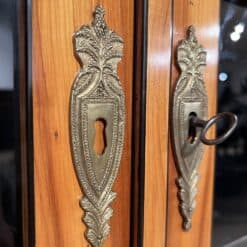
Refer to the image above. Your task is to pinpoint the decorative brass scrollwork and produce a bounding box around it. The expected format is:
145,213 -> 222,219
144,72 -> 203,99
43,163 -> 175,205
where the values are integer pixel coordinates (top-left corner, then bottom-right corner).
172,26 -> 208,231
70,6 -> 125,247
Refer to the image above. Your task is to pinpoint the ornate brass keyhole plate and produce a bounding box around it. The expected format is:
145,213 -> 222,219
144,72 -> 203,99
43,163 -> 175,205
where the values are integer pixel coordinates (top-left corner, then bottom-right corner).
70,6 -> 125,247
172,26 -> 208,231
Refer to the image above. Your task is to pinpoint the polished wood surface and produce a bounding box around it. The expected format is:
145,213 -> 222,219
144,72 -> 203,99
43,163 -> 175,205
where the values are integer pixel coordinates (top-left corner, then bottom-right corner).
143,0 -> 172,246
166,0 -> 219,246
33,1 -> 134,246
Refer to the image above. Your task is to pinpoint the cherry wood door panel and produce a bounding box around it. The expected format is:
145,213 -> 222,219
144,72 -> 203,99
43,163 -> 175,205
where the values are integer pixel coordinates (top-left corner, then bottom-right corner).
166,0 -> 219,246
32,1 -> 134,246
143,0 -> 172,246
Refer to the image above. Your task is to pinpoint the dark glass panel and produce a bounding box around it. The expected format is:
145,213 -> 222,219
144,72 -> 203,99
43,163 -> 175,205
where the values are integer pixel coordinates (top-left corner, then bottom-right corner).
212,0 -> 247,246
0,0 -> 27,246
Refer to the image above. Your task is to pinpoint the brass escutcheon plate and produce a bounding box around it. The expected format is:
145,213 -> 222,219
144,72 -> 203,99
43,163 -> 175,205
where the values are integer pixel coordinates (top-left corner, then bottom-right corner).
172,26 -> 208,231
70,6 -> 125,247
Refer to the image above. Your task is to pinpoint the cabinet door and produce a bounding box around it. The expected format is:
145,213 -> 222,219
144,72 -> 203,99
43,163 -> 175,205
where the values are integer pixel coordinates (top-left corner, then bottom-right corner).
143,0 -> 220,246
32,1 -> 135,246
166,0 -> 219,246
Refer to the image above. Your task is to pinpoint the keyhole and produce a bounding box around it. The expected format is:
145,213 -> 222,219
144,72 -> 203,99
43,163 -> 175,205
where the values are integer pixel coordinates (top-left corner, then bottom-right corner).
93,118 -> 107,155
188,112 -> 197,144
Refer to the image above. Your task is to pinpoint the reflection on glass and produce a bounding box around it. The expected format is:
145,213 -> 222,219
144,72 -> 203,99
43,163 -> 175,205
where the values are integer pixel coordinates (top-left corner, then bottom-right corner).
0,0 -> 21,246
212,0 -> 247,246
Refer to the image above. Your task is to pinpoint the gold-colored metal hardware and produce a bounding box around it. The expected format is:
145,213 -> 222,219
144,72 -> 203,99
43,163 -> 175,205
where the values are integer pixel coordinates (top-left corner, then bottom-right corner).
172,26 -> 238,231
70,6 -> 125,247
172,26 -> 208,231
190,112 -> 238,145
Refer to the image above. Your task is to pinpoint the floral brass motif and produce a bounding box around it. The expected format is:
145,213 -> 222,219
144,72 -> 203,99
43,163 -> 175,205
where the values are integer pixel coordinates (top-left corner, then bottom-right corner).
70,6 -> 125,246
172,26 -> 208,231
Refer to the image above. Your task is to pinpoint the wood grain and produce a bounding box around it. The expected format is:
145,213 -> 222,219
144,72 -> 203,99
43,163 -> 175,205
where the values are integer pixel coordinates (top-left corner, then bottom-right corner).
143,0 -> 172,246
32,1 -> 134,246
166,0 -> 219,246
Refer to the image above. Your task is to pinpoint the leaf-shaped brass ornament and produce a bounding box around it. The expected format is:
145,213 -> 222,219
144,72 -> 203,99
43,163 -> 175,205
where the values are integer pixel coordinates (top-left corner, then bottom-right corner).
70,6 -> 125,247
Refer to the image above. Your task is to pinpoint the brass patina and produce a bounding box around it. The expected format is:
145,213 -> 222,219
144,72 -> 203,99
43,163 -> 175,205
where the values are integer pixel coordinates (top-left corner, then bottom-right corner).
172,26 -> 208,231
70,6 -> 125,246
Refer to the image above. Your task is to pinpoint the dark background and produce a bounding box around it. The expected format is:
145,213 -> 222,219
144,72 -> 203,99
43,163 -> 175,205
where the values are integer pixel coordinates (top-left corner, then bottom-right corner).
212,0 -> 247,246
0,0 -> 26,246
